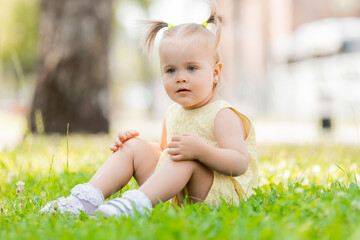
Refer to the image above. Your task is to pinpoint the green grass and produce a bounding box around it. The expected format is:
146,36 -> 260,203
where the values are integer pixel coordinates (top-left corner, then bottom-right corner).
1,134 -> 360,239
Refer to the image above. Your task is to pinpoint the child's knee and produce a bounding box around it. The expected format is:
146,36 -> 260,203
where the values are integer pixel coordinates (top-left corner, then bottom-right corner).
110,138 -> 147,158
123,138 -> 160,160
122,137 -> 146,150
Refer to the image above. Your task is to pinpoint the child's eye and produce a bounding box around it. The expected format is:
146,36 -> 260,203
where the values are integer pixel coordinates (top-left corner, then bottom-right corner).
166,68 -> 175,73
187,66 -> 196,71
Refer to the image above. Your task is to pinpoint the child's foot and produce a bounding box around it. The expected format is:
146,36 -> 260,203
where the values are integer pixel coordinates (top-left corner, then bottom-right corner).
95,190 -> 152,217
40,183 -> 104,215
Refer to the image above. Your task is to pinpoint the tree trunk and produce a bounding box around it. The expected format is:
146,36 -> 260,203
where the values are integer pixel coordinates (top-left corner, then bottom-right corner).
30,0 -> 113,133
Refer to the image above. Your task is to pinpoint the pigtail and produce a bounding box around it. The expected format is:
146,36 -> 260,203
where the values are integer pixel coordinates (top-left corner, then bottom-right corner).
141,21 -> 169,54
205,1 -> 223,49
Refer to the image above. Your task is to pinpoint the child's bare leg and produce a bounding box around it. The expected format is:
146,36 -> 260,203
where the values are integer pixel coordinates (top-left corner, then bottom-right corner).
40,138 -> 160,215
139,157 -> 213,206
95,157 -> 213,216
89,138 -> 161,198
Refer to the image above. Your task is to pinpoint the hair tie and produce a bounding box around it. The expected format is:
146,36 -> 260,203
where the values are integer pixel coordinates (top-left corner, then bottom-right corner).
202,21 -> 208,28
167,23 -> 174,30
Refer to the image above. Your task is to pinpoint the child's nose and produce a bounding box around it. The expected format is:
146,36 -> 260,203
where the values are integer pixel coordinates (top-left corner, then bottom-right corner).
176,72 -> 188,83
176,78 -> 187,83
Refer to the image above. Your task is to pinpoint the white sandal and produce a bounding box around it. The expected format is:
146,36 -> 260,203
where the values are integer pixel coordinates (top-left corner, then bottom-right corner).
96,190 -> 152,217
40,183 -> 104,215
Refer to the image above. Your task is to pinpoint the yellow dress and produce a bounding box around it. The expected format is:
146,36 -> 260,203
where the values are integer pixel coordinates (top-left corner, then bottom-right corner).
156,100 -> 258,208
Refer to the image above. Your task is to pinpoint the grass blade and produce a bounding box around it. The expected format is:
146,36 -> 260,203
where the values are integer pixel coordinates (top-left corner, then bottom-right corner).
66,123 -> 69,173
48,154 -> 54,180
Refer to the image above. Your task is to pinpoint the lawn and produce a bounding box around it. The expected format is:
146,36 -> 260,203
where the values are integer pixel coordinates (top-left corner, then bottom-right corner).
0,134 -> 359,239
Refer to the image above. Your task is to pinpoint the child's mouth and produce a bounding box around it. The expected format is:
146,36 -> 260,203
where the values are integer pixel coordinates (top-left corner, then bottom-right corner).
177,89 -> 190,93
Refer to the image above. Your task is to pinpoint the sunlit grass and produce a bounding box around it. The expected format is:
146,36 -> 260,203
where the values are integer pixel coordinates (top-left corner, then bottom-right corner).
258,144 -> 360,187
1,135 -> 359,239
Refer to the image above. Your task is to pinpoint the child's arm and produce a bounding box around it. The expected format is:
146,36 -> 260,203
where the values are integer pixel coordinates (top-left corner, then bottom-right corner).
167,108 -> 249,176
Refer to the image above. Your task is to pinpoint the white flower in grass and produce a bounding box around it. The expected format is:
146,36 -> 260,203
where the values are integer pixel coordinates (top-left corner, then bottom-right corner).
303,168 -> 311,175
273,178 -> 281,185
351,200 -> 360,210
264,163 -> 276,172
279,160 -> 287,169
295,187 -> 304,194
283,170 -> 290,180
16,181 -> 25,187
336,191 -> 345,197
356,174 -> 360,185
328,164 -> 337,173
259,176 -> 269,186
0,205 -> 8,215
302,177 -> 310,186
350,164 -> 357,171
338,177 -> 345,183
16,181 -> 25,194
312,165 -> 321,175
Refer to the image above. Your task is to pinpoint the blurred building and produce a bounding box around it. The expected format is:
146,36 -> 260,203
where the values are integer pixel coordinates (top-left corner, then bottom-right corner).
218,0 -> 360,122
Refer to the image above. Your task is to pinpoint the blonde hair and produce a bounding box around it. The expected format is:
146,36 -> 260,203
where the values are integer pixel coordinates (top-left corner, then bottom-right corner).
141,1 -> 223,64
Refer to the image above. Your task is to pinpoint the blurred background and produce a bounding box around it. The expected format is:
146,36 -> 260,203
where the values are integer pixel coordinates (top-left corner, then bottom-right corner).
1,0 -> 360,150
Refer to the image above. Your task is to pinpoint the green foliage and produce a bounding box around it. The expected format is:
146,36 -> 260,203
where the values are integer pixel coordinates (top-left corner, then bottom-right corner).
0,136 -> 359,239
0,0 -> 40,73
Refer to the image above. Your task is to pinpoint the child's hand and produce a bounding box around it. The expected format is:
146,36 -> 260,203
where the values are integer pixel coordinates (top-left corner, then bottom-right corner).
167,133 -> 203,161
110,130 -> 139,152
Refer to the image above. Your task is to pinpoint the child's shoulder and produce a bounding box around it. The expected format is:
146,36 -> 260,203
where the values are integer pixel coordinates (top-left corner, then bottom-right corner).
214,100 -> 253,138
213,100 -> 250,120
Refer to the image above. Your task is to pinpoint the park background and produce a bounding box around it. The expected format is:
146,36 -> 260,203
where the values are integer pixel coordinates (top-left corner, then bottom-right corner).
0,0 -> 360,239
0,0 -> 359,147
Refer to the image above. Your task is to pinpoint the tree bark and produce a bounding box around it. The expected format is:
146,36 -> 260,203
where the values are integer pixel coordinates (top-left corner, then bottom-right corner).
30,0 -> 113,133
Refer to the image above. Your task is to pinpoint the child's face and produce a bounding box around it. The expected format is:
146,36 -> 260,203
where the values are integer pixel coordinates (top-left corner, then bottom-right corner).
159,37 -> 221,110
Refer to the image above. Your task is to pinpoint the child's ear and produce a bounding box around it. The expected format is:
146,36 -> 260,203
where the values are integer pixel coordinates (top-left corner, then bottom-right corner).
213,62 -> 222,78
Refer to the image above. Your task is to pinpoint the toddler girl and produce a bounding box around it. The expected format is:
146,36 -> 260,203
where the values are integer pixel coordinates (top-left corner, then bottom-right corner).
41,2 -> 258,217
